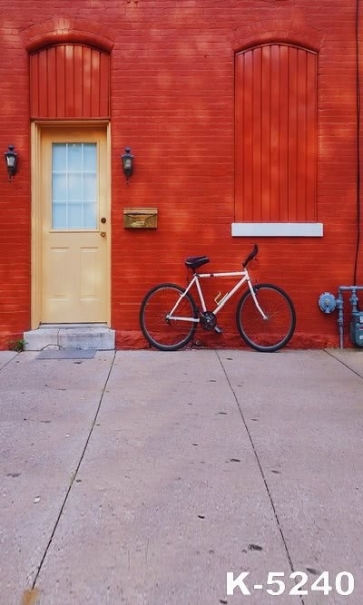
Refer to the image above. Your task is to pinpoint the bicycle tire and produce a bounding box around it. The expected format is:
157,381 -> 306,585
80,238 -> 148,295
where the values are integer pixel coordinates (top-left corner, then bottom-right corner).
236,283 -> 296,352
139,283 -> 199,351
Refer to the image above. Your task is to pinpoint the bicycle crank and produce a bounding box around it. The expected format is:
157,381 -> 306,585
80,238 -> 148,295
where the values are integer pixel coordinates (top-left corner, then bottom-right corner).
199,311 -> 217,331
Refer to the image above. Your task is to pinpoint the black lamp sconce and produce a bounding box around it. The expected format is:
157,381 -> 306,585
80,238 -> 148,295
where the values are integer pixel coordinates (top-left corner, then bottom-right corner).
4,145 -> 18,181
121,147 -> 134,184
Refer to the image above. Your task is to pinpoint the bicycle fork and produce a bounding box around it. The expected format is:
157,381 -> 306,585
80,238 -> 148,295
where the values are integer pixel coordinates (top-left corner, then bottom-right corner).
248,281 -> 268,320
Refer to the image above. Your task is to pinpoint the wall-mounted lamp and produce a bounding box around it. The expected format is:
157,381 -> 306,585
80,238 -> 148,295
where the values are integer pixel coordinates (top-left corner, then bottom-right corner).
121,147 -> 134,184
4,145 -> 18,181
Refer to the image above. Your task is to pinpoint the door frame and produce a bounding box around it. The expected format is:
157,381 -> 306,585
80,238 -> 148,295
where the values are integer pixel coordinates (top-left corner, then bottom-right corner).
30,120 -> 112,329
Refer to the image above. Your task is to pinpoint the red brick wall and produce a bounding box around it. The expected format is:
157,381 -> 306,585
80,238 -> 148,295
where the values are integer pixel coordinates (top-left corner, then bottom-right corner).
0,22 -> 31,348
0,1 -> 361,349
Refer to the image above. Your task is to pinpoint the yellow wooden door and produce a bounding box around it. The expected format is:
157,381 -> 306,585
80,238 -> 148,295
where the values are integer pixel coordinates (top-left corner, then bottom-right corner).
40,127 -> 109,323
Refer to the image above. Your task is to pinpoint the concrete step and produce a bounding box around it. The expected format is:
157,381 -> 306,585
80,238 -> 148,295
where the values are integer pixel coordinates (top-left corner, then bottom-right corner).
23,324 -> 115,351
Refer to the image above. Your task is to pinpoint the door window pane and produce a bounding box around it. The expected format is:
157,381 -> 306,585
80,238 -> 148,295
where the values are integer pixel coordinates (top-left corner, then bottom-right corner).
83,203 -> 97,228
68,203 -> 84,229
52,143 -> 97,229
52,203 -> 67,229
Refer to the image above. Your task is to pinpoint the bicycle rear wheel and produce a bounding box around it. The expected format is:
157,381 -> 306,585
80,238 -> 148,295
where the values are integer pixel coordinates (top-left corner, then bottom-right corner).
236,283 -> 296,352
139,283 -> 198,351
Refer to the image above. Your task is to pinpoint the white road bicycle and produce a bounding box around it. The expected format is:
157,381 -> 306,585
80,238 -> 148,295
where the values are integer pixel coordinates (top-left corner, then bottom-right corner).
139,244 -> 296,352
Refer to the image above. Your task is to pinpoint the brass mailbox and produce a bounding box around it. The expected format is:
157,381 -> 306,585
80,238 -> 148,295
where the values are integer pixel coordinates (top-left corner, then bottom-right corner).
123,207 -> 158,229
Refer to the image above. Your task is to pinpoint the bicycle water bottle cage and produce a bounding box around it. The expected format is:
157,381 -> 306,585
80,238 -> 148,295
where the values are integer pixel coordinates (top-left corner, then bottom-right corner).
184,256 -> 210,271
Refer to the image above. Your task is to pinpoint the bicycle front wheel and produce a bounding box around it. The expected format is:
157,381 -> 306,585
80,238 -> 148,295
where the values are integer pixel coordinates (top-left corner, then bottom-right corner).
236,283 -> 296,352
139,283 -> 199,351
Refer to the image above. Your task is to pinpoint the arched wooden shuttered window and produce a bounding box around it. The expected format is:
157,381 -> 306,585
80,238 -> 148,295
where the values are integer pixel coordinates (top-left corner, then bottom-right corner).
235,44 -> 317,223
30,44 -> 110,119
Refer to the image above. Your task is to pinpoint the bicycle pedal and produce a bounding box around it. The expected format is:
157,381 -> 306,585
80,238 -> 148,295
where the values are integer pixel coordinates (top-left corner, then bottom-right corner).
214,326 -> 223,334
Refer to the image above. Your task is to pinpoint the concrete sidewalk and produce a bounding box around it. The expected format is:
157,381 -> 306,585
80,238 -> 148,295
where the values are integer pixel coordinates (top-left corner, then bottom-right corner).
0,349 -> 363,605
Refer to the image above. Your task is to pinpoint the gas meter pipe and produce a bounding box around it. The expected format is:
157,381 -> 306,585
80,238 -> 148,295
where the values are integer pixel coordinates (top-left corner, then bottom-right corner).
337,286 -> 363,348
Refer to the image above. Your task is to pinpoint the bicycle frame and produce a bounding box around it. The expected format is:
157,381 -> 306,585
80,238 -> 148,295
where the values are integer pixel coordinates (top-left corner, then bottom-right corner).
166,267 -> 268,323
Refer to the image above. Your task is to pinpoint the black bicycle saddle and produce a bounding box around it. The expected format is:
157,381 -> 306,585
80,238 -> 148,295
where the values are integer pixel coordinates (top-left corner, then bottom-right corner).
184,256 -> 210,270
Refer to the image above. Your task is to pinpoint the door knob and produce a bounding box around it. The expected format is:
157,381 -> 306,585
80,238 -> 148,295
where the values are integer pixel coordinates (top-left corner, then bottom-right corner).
100,231 -> 106,238
101,217 -> 106,224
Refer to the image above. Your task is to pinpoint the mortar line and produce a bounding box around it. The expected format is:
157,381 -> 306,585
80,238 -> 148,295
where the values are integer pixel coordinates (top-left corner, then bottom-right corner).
31,350 -> 117,589
216,351 -> 305,605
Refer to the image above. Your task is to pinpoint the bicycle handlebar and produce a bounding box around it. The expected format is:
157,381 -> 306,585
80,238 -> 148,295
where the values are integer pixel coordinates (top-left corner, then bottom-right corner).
242,243 -> 258,268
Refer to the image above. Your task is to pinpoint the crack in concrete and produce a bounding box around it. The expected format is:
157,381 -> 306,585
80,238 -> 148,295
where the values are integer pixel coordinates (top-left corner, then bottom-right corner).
29,351 -> 117,591
216,350 -> 306,605
324,348 -> 363,379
